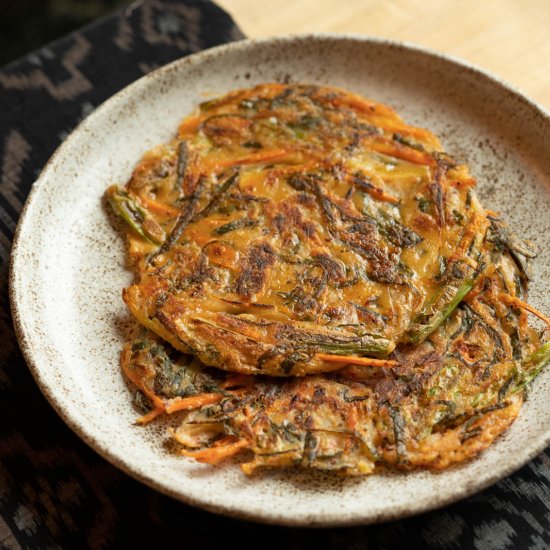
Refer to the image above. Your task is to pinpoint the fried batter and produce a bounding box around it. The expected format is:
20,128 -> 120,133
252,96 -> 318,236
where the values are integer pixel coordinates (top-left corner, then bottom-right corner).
121,238 -> 548,474
109,84 -> 487,376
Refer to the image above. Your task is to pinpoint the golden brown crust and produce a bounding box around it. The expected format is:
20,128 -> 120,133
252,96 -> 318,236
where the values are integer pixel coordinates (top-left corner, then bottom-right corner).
113,83 -> 488,376
120,241 -> 543,474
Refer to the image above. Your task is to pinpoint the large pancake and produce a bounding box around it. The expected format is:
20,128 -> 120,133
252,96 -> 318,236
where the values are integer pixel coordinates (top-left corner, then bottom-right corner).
108,83 -> 489,376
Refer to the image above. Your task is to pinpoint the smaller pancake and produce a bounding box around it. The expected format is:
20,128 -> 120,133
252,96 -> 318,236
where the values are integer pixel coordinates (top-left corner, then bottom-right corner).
120,225 -> 549,474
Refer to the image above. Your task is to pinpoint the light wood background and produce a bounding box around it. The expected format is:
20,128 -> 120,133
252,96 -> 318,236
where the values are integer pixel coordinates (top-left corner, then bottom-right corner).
217,0 -> 550,111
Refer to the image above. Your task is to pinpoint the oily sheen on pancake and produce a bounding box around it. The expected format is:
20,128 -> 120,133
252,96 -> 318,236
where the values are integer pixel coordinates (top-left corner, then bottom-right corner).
110,83 -> 488,377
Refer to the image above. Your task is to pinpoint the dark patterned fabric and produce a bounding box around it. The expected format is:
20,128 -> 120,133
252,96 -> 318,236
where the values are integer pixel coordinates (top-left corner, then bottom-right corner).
0,1 -> 548,548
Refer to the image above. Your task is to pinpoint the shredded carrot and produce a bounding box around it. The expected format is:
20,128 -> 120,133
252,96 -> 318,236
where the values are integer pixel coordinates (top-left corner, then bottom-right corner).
120,347 -> 168,424
446,212 -> 485,265
165,393 -> 223,414
136,407 -> 164,425
347,170 -> 400,204
368,139 -> 435,166
139,195 -> 180,217
221,374 -> 254,389
120,347 -> 165,411
216,148 -> 290,168
519,310 -> 529,335
178,115 -> 202,134
328,87 -> 436,143
361,184 -> 399,204
180,437 -> 249,464
464,275 -> 485,303
447,177 -> 476,190
499,294 -> 550,328
317,353 -> 397,368
381,121 -> 439,144
328,94 -> 396,119
485,209 -> 500,218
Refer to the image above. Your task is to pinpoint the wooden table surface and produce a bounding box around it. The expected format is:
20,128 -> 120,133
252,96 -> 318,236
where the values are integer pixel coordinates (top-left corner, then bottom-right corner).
217,0 -> 550,111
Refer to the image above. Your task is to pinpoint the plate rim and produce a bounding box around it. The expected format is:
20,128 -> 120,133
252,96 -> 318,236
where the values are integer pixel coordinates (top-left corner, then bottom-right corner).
9,33 -> 550,527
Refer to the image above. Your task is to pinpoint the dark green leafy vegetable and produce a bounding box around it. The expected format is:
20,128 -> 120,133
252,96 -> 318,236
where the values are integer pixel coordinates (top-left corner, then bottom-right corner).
149,178 -> 206,262
407,265 -> 479,344
512,341 -> 550,393
392,133 -> 425,152
488,217 -> 537,280
304,335 -> 394,356
214,217 -> 258,235
175,141 -> 188,192
197,171 -> 240,219
417,196 -> 430,212
106,185 -> 165,244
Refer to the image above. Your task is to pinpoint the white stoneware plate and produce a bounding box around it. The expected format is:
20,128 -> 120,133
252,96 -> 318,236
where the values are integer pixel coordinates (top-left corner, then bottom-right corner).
10,35 -> 550,526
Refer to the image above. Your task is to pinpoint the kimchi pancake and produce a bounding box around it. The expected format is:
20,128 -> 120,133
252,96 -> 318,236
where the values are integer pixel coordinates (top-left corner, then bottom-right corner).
108,83 -> 489,376
121,231 -> 549,474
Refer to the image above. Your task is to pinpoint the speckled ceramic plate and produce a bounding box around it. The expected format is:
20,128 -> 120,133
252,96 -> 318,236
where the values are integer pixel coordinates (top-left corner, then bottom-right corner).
10,35 -> 550,526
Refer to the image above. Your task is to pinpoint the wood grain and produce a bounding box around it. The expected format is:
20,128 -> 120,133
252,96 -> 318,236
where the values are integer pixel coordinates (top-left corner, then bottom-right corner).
217,0 -> 550,110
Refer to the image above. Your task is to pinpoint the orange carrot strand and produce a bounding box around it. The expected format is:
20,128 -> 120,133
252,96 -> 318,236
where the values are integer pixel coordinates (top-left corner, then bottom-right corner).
447,212 -> 485,265
165,393 -> 223,414
136,407 -> 164,425
139,195 -> 180,217
120,346 -> 165,411
368,140 -> 435,166
360,184 -> 399,204
317,353 -> 397,367
216,149 -> 290,168
499,294 -> 550,328
180,438 -> 248,464
221,374 -> 254,389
